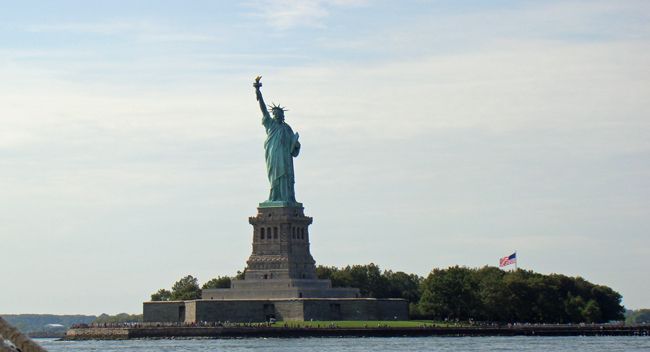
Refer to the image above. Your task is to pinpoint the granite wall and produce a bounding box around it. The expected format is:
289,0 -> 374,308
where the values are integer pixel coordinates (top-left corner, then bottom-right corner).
143,298 -> 408,323
143,301 -> 185,323
303,299 -> 408,321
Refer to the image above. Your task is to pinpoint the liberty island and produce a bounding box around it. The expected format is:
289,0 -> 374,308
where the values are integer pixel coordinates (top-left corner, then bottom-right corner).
57,78 -> 639,341
56,78 -> 643,340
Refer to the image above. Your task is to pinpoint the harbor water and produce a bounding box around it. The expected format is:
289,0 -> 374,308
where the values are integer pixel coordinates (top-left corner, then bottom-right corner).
37,336 -> 650,352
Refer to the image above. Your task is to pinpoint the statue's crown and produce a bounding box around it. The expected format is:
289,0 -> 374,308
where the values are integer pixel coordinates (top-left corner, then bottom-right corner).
269,103 -> 288,112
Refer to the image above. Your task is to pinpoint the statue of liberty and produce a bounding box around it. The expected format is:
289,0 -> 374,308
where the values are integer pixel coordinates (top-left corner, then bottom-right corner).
253,76 -> 301,206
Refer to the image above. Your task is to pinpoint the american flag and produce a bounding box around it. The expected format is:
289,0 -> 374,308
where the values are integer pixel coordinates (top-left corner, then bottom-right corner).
499,252 -> 517,267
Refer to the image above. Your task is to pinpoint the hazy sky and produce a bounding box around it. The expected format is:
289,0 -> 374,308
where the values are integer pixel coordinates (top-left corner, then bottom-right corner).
1,0 -> 649,314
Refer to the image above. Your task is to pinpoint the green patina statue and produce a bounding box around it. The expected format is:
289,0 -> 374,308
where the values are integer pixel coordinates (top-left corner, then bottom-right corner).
254,76 -> 301,207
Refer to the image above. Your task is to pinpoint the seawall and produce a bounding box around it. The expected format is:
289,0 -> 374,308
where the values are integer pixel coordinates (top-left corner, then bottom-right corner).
64,325 -> 650,340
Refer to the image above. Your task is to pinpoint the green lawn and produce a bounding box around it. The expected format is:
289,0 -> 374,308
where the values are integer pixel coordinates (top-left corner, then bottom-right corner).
270,320 -> 453,328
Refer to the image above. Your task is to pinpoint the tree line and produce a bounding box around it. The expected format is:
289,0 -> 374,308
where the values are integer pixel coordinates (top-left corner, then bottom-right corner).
626,309 -> 650,325
93,313 -> 143,324
150,264 -> 624,323
150,275 -> 233,301
413,265 -> 623,323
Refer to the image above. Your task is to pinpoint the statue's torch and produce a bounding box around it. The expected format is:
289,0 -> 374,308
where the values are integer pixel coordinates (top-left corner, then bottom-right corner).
254,75 -> 263,101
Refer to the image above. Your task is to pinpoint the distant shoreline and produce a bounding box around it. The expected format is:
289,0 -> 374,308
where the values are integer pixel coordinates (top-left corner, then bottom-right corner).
63,325 -> 650,340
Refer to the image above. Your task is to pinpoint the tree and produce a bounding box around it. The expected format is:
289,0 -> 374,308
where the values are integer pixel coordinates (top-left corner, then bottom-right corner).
170,275 -> 201,300
384,270 -> 422,303
330,267 -> 355,288
581,299 -> 602,323
349,263 -> 389,297
564,294 -> 586,323
317,264 -> 384,296
529,274 -> 563,323
590,285 -> 624,322
202,276 -> 232,289
475,266 -> 508,322
150,289 -> 172,302
316,265 -> 338,281
419,266 -> 481,320
501,270 -> 539,323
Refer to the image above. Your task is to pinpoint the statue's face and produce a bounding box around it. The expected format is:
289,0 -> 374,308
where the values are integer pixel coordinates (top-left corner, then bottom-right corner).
272,109 -> 285,122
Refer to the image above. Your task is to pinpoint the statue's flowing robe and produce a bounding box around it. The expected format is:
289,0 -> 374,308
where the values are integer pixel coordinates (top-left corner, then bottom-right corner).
262,113 -> 300,203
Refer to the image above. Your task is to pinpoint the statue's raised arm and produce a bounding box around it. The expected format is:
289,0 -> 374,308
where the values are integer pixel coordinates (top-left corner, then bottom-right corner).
253,76 -> 270,120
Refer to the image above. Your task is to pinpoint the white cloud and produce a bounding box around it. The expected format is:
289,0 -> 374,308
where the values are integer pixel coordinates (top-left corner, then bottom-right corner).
244,0 -> 368,29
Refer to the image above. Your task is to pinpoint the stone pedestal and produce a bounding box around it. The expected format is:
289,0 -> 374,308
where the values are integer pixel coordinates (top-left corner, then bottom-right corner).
245,205 -> 316,281
202,205 -> 360,300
